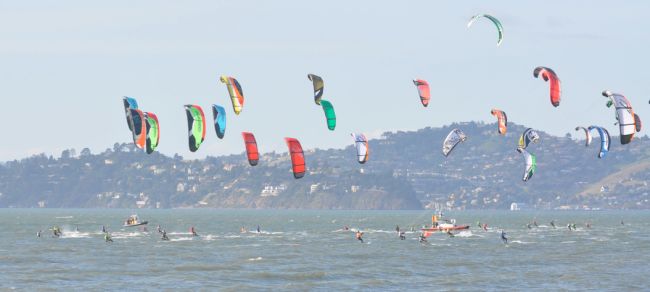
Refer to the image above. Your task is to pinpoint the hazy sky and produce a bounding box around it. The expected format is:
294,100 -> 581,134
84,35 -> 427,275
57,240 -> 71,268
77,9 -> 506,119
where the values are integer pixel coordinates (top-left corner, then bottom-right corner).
0,1 -> 648,161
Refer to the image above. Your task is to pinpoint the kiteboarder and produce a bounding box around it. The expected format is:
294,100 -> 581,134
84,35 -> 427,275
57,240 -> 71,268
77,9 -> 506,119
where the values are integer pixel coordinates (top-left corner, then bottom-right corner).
101,225 -> 106,233
343,225 -> 349,231
533,220 -> 538,227
240,227 -> 247,233
482,223 -> 488,231
104,232 -> 113,243
355,231 -> 364,243
37,230 -> 41,238
161,230 -> 169,241
476,221 -> 481,228
256,225 -> 261,233
399,231 -> 406,240
501,230 -> 508,244
395,225 -> 400,235
567,224 -> 572,231
190,226 -> 198,237
419,234 -> 428,244
446,230 -> 455,238
157,225 -> 162,234
550,220 -> 556,228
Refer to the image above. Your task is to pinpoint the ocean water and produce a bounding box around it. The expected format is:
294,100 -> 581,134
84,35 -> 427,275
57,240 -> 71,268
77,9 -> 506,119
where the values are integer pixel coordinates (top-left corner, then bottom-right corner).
1,209 -> 648,291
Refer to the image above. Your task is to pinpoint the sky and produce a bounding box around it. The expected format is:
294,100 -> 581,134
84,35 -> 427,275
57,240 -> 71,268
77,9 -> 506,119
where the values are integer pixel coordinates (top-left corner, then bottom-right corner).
0,1 -> 649,161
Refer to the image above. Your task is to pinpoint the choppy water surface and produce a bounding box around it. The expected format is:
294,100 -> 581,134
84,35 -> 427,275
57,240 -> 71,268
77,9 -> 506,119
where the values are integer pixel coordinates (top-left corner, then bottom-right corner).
1,209 -> 648,290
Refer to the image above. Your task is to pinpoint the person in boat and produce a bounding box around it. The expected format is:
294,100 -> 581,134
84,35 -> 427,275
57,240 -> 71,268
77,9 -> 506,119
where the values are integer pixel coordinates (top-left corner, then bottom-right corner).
190,226 -> 198,237
256,225 -> 261,233
500,230 -> 508,244
52,226 -> 61,237
550,220 -> 556,229
419,233 -> 428,243
355,231 -> 364,243
104,232 -> 113,243
161,230 -> 169,241
399,231 -> 406,240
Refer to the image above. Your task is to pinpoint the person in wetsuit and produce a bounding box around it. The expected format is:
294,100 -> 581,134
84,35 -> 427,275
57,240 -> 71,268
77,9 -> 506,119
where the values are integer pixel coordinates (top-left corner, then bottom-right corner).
501,230 -> 508,244
161,230 -> 169,241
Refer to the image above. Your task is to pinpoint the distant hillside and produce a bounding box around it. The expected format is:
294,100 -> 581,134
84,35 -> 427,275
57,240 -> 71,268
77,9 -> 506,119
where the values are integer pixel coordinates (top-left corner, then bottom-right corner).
1,121 -> 649,210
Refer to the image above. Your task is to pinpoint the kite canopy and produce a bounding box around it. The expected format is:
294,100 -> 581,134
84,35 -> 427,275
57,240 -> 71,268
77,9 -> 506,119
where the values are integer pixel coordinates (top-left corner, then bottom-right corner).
603,90 -> 636,144
144,112 -> 160,154
518,128 -> 539,150
490,109 -> 508,135
351,133 -> 369,164
128,108 -> 146,149
534,66 -> 561,107
517,148 -> 536,182
123,96 -> 139,132
184,105 -> 206,152
413,79 -> 430,107
442,129 -> 467,157
220,75 -> 244,115
308,74 -> 324,105
212,104 -> 226,139
320,100 -> 337,131
285,137 -> 306,179
242,132 -> 259,166
467,14 -> 503,46
574,126 -> 592,147
588,126 -> 611,159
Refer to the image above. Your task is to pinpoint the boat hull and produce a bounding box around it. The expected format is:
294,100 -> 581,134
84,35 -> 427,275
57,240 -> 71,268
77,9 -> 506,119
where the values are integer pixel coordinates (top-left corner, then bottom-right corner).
420,225 -> 469,232
123,221 -> 148,227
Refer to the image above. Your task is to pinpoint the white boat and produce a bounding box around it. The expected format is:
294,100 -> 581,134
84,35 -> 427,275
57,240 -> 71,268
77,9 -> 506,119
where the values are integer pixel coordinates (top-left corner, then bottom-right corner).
123,214 -> 148,227
420,213 -> 469,236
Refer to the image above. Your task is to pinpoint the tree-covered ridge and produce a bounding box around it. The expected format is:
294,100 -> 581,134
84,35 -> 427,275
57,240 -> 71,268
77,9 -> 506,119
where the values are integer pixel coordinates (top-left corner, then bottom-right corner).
0,121 -> 648,210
